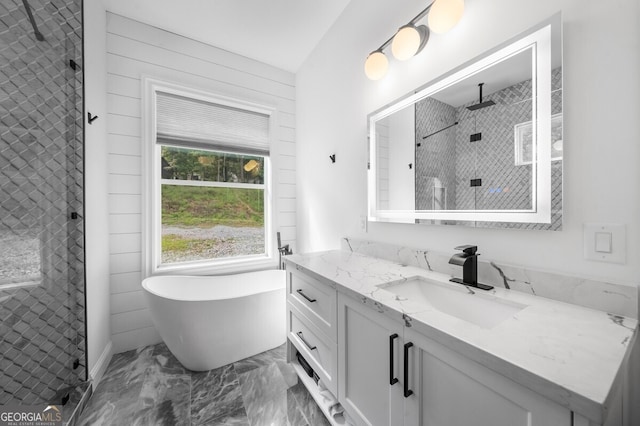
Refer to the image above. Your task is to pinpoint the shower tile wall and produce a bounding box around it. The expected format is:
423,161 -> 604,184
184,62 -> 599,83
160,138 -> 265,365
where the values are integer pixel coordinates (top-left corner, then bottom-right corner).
0,0 -> 85,405
455,79 -> 534,212
415,68 -> 562,230
415,97 -> 457,211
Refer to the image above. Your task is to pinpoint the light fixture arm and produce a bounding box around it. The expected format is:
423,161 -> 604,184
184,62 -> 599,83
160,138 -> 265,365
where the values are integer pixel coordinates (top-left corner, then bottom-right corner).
370,2 -> 434,54
408,4 -> 433,25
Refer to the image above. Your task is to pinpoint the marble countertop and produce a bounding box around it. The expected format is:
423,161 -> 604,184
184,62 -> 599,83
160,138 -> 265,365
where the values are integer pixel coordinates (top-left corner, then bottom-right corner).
284,250 -> 638,424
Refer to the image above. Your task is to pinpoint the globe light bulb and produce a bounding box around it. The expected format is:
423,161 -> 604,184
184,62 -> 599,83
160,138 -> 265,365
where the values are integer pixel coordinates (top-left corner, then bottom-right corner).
364,51 -> 389,80
391,25 -> 421,61
428,0 -> 465,34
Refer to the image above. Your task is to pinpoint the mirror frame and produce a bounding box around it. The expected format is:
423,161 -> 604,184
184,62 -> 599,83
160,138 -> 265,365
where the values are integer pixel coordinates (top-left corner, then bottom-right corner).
367,15 -> 561,225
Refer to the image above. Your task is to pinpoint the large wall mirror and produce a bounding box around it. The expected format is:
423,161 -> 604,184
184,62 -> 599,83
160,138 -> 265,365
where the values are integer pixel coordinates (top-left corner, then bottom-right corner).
368,15 -> 562,230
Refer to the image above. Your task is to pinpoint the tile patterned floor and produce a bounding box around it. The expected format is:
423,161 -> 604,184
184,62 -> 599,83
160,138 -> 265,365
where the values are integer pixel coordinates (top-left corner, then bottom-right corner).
76,343 -> 330,426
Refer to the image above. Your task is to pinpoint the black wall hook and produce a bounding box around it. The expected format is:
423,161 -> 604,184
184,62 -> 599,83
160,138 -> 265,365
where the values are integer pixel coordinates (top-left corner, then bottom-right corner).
329,154 -> 336,163
88,112 -> 98,124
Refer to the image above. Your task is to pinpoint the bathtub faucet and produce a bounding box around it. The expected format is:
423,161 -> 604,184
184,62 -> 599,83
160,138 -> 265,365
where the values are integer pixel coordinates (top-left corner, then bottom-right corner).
277,232 -> 293,270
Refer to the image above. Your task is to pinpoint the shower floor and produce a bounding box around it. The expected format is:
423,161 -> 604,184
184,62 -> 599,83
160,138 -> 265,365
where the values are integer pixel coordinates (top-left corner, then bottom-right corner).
76,342 -> 329,426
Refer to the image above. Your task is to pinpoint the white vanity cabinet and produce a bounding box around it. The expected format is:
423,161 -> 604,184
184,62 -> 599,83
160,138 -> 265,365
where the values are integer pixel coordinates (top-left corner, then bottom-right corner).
337,292 -> 404,426
287,266 -> 337,340
337,292 -> 572,426
286,259 -> 630,426
403,326 -> 571,426
286,266 -> 338,396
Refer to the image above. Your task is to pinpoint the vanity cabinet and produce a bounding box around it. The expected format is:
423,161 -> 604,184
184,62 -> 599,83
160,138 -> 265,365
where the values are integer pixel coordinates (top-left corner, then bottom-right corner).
403,326 -> 571,426
337,292 -> 404,426
286,262 -> 627,426
337,292 -> 572,426
286,266 -> 338,396
287,266 -> 337,340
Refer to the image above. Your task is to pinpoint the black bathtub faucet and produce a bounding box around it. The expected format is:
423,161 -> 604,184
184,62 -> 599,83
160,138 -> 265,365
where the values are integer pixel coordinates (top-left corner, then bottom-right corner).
277,231 -> 292,270
448,245 -> 493,291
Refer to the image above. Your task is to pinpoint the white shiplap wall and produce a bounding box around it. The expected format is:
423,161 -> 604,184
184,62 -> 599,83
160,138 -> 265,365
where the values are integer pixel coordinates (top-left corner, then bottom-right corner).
106,13 -> 297,353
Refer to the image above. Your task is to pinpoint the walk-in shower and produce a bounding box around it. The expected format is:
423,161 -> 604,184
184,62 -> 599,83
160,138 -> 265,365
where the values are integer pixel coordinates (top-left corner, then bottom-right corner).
0,0 -> 86,417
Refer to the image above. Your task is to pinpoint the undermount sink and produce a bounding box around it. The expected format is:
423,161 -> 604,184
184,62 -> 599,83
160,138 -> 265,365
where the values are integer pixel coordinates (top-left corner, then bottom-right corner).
379,276 -> 526,329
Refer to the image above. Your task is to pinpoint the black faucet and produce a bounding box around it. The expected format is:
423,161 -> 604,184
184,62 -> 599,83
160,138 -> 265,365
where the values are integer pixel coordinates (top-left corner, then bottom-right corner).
277,232 -> 293,270
448,245 -> 493,290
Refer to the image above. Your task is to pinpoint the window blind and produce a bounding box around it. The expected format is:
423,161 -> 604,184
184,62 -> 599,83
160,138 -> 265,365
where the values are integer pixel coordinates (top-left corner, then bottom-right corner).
156,92 -> 270,156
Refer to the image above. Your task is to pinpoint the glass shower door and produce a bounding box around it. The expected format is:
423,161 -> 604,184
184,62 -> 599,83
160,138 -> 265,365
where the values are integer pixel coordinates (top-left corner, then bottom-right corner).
0,0 -> 85,409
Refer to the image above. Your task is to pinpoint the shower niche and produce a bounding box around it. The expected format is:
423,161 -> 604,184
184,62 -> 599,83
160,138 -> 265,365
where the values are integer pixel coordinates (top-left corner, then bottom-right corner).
368,15 -> 562,230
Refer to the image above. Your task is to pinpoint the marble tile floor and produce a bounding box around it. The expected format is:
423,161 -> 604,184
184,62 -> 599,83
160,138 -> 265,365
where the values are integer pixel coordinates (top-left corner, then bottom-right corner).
76,343 -> 330,426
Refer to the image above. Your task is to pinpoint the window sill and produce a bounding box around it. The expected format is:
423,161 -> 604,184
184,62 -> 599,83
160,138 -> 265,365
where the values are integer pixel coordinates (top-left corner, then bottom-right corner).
152,255 -> 278,277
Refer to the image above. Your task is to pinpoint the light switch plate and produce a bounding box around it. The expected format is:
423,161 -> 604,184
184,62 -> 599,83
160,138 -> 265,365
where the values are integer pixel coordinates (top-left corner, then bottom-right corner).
594,232 -> 612,253
584,223 -> 626,263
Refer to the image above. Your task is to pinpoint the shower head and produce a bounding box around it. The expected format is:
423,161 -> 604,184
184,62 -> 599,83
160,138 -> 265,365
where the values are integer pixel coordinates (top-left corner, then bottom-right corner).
466,83 -> 495,111
466,100 -> 495,111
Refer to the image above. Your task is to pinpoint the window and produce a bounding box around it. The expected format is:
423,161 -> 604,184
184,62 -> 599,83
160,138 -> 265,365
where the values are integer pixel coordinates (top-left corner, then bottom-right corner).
144,80 -> 274,274
160,146 -> 266,264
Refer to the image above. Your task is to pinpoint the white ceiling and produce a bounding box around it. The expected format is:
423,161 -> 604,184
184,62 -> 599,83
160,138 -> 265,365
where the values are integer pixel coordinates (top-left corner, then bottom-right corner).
104,0 -> 352,73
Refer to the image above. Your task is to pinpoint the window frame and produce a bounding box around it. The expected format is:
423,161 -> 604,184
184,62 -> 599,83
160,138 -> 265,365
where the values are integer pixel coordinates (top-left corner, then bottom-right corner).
142,78 -> 276,276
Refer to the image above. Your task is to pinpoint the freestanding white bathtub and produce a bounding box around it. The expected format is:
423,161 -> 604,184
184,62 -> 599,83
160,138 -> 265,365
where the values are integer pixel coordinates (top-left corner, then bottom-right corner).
141,269 -> 286,371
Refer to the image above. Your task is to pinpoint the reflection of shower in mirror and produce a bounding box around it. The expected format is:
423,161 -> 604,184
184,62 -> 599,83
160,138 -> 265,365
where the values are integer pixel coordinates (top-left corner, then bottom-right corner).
433,179 -> 446,210
466,83 -> 496,111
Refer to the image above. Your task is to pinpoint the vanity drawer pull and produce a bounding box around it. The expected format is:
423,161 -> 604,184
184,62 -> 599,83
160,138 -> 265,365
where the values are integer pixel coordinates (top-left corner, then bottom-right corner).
296,288 -> 317,303
404,342 -> 414,398
297,331 -> 317,351
389,333 -> 399,386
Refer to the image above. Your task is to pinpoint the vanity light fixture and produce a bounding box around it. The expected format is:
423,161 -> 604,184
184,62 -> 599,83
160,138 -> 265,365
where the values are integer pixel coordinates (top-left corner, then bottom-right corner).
364,0 -> 465,80
391,24 -> 430,61
428,0 -> 465,34
364,50 -> 389,81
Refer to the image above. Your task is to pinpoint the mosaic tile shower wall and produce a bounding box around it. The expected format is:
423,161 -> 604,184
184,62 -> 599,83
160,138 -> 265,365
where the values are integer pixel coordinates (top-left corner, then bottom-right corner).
454,79 -> 534,212
0,0 -> 85,405
415,97 -> 457,211
415,68 -> 562,230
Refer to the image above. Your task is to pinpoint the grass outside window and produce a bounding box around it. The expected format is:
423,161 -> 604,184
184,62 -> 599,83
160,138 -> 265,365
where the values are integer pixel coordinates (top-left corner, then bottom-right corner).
159,146 -> 267,265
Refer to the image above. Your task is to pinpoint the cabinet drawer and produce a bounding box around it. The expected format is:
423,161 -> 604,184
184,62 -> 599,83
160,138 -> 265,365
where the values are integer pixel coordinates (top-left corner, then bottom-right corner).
288,305 -> 337,395
288,269 -> 336,340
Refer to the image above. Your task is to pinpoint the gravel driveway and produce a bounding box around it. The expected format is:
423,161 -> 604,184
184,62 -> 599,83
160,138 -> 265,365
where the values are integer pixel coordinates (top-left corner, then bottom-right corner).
1,226 -> 265,281
162,225 -> 264,263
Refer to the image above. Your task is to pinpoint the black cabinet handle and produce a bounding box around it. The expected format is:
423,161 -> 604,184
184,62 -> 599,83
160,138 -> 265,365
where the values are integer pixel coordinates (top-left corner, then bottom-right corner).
296,289 -> 316,303
297,331 -> 317,351
404,342 -> 414,398
389,333 -> 399,385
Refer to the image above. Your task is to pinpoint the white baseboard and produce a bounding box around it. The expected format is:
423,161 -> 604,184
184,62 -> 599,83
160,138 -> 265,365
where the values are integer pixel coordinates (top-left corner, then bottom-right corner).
89,340 -> 113,388
112,326 -> 161,354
